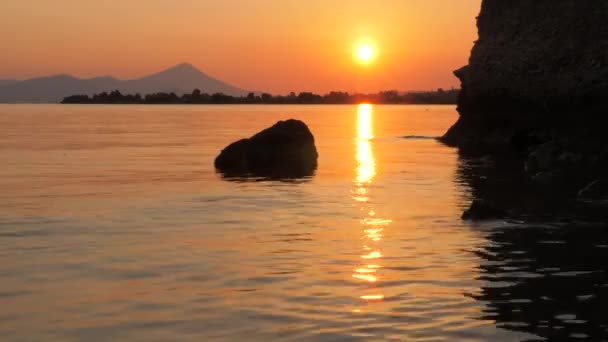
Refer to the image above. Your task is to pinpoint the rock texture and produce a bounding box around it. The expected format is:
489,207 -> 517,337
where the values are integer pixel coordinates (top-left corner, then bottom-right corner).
578,179 -> 608,202
442,0 -> 608,205
214,119 -> 318,178
443,0 -> 608,149
461,199 -> 507,221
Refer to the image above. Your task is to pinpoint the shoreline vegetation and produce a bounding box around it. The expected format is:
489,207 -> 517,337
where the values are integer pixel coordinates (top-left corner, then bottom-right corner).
61,88 -> 459,105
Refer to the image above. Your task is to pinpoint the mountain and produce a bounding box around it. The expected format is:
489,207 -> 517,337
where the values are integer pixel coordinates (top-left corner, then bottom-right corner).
0,79 -> 17,87
0,63 -> 247,103
120,63 -> 245,96
0,75 -> 120,103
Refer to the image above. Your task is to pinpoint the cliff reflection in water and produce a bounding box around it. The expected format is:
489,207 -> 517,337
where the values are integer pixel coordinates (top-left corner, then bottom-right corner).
457,154 -> 608,340
352,104 -> 390,304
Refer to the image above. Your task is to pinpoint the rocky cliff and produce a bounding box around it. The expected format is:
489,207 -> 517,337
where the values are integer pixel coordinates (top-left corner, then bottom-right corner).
443,0 -> 608,149
442,0 -> 608,205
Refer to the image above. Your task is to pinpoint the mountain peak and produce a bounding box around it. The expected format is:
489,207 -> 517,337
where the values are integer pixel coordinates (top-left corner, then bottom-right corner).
167,62 -> 199,73
0,63 -> 248,102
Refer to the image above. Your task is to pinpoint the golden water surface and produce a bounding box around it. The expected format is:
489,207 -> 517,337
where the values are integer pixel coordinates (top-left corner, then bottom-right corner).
0,104 -> 551,341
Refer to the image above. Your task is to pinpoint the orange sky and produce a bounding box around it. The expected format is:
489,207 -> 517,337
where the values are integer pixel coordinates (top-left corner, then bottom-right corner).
0,0 -> 480,94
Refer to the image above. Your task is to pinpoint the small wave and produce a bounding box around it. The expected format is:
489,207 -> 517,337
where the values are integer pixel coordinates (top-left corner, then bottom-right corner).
402,135 -> 439,140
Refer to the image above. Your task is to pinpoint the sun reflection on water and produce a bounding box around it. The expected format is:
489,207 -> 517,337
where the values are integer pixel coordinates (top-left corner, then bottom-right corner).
357,104 -> 374,141
352,104 -> 391,304
355,104 -> 376,185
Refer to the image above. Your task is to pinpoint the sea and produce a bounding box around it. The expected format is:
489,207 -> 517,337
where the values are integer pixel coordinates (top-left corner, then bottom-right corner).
1,104 -> 606,341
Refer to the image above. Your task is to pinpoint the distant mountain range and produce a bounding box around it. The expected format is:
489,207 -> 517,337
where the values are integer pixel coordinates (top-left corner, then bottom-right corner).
0,63 -> 247,103
0,79 -> 17,87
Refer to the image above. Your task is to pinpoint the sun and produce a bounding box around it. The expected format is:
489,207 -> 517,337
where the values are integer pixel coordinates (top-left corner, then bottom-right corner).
354,42 -> 377,64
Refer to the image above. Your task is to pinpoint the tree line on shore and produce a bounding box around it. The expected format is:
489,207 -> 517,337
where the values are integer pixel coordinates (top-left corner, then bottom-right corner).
61,88 -> 459,105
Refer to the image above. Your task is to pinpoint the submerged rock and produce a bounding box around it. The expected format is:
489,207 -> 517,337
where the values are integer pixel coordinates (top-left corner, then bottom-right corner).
531,171 -> 563,186
214,119 -> 318,178
462,199 -> 507,221
578,180 -> 608,202
525,141 -> 561,175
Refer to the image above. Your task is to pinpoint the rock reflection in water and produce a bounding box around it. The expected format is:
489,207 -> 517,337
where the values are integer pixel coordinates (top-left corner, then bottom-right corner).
456,150 -> 608,223
457,153 -> 608,340
218,173 -> 315,183
474,225 -> 608,341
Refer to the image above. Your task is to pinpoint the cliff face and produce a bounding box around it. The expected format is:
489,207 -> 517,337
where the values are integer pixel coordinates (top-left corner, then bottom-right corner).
443,0 -> 608,148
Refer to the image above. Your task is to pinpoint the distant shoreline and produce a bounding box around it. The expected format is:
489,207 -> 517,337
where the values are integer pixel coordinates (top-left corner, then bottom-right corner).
60,89 -> 459,105
55,103 -> 458,106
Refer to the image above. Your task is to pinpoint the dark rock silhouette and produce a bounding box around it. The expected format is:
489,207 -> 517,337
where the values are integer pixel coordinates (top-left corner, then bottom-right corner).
578,180 -> 608,202
456,153 -> 608,339
461,199 -> 507,221
441,0 -> 608,217
215,119 -> 318,179
442,1 -> 608,149
455,151 -> 608,223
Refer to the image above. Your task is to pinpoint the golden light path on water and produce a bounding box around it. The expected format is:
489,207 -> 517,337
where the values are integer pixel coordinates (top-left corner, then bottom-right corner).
355,104 -> 375,184
352,104 -> 392,306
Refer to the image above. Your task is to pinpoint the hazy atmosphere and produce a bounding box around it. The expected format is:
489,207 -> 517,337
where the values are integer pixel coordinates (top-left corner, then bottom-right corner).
3,1 -> 607,340
0,0 -> 480,93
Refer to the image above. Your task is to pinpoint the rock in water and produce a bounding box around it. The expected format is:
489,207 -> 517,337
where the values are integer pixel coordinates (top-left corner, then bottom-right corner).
214,119 -> 318,178
441,0 -> 608,150
462,200 -> 507,221
578,180 -> 608,202
439,0 -> 608,215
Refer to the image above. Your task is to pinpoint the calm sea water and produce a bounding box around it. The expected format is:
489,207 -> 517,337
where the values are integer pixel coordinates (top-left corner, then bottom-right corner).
1,104 -> 607,341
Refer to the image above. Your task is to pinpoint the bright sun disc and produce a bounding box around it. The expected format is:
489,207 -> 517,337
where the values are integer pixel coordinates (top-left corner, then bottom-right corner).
355,43 -> 376,64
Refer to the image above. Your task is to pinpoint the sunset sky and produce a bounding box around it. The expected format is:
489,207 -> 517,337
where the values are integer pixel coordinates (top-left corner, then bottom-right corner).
1,0 -> 480,94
